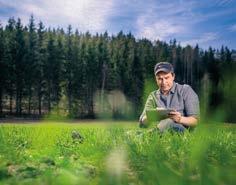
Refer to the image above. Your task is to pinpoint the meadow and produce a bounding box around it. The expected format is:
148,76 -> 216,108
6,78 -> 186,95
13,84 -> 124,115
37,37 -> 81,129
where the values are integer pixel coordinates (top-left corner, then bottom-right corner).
0,121 -> 235,185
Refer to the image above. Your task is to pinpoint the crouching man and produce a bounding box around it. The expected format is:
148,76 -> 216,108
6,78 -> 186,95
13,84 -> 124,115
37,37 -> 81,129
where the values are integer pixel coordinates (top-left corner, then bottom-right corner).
139,62 -> 200,133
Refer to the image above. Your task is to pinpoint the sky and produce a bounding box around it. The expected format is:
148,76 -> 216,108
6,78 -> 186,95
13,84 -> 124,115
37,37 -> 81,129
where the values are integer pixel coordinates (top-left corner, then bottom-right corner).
0,0 -> 236,50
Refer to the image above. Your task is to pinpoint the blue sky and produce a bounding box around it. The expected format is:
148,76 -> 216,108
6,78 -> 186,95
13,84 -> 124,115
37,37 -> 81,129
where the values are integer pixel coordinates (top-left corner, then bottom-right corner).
0,0 -> 236,49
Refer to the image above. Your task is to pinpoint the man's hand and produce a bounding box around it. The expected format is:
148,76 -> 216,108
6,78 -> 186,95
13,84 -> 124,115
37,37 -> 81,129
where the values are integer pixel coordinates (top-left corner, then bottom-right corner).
168,111 -> 182,123
139,115 -> 148,128
168,111 -> 198,126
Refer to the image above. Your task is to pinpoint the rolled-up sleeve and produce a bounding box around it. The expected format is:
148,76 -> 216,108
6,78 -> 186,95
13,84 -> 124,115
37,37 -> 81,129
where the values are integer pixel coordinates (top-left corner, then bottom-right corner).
139,93 -> 156,121
183,85 -> 200,118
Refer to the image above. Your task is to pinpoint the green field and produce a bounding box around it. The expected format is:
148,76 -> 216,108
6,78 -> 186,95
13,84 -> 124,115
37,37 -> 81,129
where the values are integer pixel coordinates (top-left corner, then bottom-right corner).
0,121 -> 235,185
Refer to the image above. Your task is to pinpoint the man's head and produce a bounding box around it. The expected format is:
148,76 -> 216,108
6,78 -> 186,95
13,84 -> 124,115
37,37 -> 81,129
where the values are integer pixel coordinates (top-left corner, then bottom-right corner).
154,62 -> 175,94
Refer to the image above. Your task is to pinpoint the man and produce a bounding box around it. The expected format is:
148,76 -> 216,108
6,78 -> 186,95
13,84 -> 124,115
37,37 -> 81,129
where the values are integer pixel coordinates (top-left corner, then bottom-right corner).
139,62 -> 200,132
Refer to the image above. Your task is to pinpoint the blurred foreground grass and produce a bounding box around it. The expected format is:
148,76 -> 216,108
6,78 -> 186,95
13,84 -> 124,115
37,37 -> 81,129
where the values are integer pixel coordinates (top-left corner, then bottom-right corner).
0,121 -> 235,185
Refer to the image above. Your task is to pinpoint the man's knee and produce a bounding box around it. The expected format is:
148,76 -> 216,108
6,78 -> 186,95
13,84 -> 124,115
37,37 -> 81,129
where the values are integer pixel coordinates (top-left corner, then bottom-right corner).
158,118 -> 174,132
158,118 -> 186,133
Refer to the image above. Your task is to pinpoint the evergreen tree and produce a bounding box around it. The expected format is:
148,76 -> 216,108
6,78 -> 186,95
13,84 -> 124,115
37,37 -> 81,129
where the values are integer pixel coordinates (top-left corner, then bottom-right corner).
225,46 -> 231,63
5,17 -> 16,114
44,30 -> 56,112
84,39 -> 99,117
25,15 -> 38,114
0,23 -> 6,114
64,25 -> 74,116
192,45 -> 201,92
15,18 -> 26,115
207,47 -> 222,110
69,29 -> 82,116
141,39 -> 154,77
173,44 -> 183,83
220,45 -> 225,62
54,31 -> 64,110
36,21 -> 46,115
130,43 -> 144,116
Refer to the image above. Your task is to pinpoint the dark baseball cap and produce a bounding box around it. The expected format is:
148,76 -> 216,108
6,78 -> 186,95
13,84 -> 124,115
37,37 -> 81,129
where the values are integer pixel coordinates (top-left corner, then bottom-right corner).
154,62 -> 174,75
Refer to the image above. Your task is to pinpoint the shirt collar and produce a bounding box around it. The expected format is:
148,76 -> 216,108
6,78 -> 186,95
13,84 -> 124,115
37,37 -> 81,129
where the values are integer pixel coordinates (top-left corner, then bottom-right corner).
170,82 -> 176,94
156,82 -> 176,95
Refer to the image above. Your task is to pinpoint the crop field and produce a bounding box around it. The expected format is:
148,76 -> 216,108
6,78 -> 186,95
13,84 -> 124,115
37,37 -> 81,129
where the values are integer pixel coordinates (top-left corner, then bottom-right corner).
0,121 -> 235,185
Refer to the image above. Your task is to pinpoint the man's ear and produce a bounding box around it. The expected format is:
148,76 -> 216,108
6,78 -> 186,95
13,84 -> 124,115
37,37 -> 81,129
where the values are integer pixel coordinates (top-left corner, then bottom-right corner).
172,73 -> 175,80
155,75 -> 158,81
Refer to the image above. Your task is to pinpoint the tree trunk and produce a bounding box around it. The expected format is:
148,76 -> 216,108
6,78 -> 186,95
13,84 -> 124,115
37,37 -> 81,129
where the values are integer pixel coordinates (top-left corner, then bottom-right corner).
16,86 -> 22,115
28,87 -> 32,115
9,91 -> 13,114
101,63 -> 107,112
38,83 -> 42,115
38,95 -> 41,115
19,90 -> 22,115
68,81 -> 72,116
48,81 -> 51,113
0,88 -> 2,115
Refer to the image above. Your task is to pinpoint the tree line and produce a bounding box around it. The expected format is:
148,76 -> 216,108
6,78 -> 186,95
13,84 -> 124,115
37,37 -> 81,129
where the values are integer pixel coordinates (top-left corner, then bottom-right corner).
0,16 -> 235,121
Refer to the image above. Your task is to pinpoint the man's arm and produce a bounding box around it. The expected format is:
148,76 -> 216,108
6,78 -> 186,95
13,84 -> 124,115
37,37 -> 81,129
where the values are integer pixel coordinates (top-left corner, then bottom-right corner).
168,111 -> 198,126
139,115 -> 148,128
139,93 -> 156,128
172,84 -> 200,127
179,116 -> 198,126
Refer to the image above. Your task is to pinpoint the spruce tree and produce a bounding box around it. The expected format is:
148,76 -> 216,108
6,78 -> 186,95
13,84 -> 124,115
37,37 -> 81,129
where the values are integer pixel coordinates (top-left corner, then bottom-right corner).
36,21 -> 46,115
15,18 -> 26,115
64,25 -> 73,116
26,15 -> 38,114
5,17 -> 16,114
0,23 -> 6,114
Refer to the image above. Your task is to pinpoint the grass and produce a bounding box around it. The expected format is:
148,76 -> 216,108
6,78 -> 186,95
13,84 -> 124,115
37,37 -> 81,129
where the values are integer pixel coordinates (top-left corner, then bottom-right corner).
0,121 -> 235,185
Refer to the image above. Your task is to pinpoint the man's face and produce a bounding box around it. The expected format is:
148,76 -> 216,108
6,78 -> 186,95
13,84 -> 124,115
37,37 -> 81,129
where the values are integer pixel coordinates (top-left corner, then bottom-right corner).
155,72 -> 175,94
